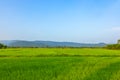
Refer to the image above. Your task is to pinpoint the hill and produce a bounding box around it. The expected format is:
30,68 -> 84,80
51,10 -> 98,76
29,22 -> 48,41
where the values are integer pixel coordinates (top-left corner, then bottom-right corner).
0,40 -> 106,47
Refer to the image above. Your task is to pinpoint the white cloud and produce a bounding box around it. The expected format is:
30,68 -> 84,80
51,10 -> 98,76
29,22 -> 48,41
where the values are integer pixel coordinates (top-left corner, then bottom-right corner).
110,27 -> 120,31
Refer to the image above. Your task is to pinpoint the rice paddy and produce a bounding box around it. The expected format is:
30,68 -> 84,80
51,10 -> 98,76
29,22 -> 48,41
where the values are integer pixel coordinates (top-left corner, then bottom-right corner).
0,48 -> 120,80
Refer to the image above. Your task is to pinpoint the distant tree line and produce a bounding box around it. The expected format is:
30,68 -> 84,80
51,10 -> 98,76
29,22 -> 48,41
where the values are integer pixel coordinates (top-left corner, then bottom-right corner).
0,43 -> 7,49
7,46 -> 105,48
105,44 -> 120,50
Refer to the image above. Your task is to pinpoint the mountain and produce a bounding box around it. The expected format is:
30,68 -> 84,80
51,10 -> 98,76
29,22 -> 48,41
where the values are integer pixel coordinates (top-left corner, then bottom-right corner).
0,40 -> 47,47
0,40 -> 106,47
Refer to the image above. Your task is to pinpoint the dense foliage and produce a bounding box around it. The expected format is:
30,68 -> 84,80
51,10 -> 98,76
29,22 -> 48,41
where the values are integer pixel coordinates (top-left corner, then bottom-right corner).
0,43 -> 7,49
106,44 -> 120,50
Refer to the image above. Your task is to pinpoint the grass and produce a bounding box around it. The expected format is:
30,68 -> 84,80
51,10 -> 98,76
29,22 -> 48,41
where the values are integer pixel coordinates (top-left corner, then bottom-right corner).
0,48 -> 120,57
0,48 -> 120,80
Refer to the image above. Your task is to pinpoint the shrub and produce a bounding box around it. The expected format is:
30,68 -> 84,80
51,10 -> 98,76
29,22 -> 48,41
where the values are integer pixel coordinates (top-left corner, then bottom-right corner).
106,44 -> 120,50
0,43 -> 7,49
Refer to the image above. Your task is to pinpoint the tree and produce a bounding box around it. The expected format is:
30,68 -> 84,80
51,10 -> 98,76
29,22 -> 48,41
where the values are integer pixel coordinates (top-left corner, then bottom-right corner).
0,43 -> 7,49
106,44 -> 120,50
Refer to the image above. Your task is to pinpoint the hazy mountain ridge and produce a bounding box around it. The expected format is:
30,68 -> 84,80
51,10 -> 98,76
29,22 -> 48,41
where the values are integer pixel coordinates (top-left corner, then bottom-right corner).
0,40 -> 106,47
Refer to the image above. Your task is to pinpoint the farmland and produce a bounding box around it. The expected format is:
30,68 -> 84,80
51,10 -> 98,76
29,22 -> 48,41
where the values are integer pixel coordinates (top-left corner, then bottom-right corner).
0,48 -> 120,80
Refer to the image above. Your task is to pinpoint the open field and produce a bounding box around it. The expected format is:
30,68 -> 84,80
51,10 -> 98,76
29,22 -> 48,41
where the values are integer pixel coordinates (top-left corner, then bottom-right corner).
0,48 -> 120,80
1,48 -> 120,57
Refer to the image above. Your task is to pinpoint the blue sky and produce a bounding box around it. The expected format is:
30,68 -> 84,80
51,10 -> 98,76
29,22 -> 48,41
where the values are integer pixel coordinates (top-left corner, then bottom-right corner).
0,0 -> 120,43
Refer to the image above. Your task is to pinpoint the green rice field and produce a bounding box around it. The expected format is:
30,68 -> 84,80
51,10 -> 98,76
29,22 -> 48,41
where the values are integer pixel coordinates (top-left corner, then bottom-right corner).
0,48 -> 120,80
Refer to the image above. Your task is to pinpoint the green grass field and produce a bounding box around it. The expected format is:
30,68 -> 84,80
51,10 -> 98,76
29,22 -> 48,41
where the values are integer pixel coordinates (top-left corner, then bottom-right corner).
0,48 -> 120,80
